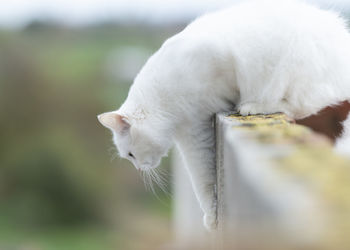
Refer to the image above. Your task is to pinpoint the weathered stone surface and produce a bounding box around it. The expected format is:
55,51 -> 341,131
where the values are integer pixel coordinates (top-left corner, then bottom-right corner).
216,112 -> 350,250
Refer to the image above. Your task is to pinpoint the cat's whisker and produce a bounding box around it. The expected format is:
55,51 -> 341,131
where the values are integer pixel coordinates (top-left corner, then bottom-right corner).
108,146 -> 120,163
141,170 -> 151,191
146,171 -> 156,194
108,146 -> 117,154
138,167 -> 166,196
156,168 -> 168,181
152,169 -> 173,206
139,169 -> 149,190
152,168 -> 165,185
110,152 -> 119,162
145,168 -> 168,195
153,169 -> 169,194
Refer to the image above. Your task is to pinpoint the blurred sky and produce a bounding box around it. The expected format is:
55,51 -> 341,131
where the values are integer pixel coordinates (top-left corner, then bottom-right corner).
0,0 -> 350,28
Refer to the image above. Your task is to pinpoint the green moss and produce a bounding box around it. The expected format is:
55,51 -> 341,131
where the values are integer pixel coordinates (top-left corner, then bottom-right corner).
227,113 -> 327,145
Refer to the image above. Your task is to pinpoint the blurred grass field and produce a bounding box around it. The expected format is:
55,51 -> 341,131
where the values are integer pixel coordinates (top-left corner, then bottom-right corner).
0,22 -> 184,249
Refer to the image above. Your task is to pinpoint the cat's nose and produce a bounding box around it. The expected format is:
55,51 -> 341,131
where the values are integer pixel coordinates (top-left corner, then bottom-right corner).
133,163 -> 140,171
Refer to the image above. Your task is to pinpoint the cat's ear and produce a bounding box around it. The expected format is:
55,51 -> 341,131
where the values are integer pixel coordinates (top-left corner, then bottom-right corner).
97,112 -> 130,133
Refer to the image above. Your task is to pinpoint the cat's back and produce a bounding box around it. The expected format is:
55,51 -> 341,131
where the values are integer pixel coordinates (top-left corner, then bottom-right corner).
138,0 -> 350,119
177,0 -> 350,117
185,0 -> 348,44
156,0 -> 350,78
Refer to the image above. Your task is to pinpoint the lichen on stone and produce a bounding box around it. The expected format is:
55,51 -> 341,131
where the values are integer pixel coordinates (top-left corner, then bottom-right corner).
227,113 -> 326,145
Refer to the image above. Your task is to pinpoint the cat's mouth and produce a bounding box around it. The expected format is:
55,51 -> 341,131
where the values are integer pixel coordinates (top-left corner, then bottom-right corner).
137,159 -> 161,171
139,163 -> 156,170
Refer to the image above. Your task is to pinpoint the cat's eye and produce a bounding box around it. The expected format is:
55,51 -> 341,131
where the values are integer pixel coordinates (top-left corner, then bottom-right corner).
128,152 -> 135,158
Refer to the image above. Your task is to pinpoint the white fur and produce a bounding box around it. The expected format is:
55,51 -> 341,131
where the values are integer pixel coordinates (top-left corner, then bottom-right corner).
336,115 -> 350,155
99,0 -> 350,230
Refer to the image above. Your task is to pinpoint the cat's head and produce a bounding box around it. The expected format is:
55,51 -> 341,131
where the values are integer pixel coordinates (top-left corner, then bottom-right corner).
97,111 -> 169,171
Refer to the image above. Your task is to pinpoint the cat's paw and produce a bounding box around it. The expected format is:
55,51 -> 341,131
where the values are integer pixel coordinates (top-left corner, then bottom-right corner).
238,102 -> 265,116
203,199 -> 218,231
203,212 -> 217,231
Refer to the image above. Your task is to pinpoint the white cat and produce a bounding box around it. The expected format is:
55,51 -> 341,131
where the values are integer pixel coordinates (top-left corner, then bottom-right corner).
98,0 -> 350,230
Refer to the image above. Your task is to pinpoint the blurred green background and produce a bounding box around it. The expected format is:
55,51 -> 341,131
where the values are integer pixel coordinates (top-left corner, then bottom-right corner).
0,21 -> 185,250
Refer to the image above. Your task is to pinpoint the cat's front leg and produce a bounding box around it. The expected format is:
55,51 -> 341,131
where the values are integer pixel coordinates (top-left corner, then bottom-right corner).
176,123 -> 217,230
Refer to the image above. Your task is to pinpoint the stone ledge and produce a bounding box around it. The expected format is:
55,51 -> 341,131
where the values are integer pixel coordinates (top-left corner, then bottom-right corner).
216,112 -> 350,249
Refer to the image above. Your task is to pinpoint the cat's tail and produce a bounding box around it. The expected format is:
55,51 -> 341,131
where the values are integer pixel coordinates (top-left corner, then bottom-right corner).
335,113 -> 350,156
